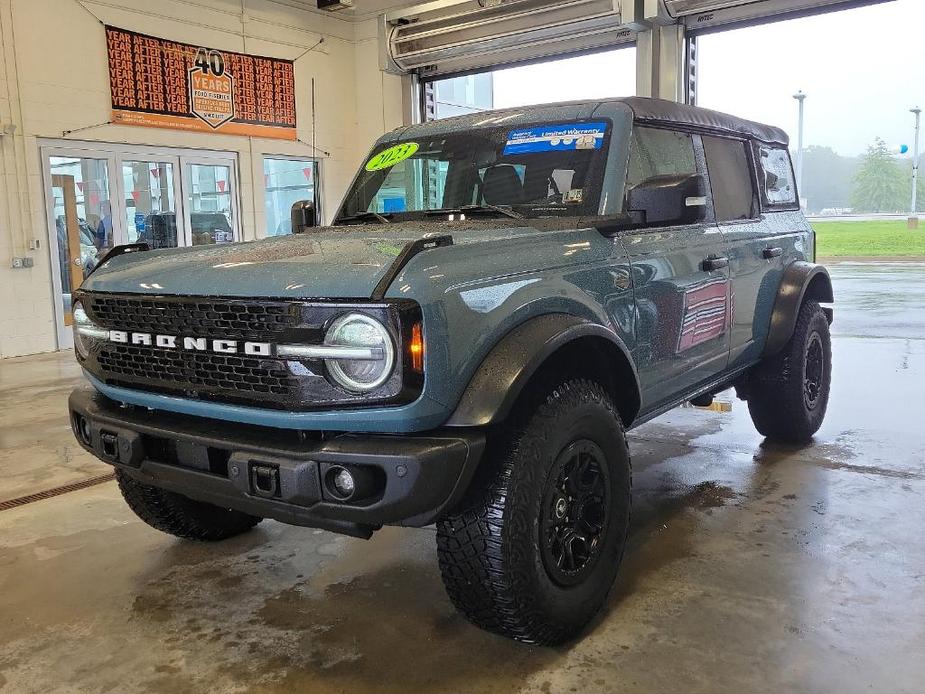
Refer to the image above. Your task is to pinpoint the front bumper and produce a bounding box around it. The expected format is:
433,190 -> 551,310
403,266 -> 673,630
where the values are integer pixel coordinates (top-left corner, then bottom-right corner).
69,387 -> 484,539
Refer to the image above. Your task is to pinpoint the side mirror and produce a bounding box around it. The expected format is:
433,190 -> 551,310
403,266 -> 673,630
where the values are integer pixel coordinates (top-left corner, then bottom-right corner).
626,173 -> 707,226
291,200 -> 317,233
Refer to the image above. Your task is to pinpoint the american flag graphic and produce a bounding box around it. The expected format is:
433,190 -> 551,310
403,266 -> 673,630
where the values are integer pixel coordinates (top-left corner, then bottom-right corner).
678,277 -> 729,352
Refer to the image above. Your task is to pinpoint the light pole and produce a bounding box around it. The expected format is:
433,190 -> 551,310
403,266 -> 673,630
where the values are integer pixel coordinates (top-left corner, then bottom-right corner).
911,107 -> 921,230
793,90 -> 807,206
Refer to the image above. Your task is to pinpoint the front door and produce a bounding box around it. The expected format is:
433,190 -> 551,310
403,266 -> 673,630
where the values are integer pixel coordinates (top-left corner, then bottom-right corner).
624,224 -> 730,409
621,127 -> 731,410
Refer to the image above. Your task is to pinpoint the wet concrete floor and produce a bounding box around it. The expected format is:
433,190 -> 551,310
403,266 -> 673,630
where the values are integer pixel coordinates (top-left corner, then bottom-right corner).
1,262 -> 924,693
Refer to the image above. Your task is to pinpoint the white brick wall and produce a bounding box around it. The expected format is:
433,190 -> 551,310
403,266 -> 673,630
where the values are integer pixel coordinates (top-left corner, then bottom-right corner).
0,0 -> 406,358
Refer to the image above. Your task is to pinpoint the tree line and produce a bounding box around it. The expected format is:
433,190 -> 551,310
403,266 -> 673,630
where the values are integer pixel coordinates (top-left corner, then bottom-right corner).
800,139 -> 923,214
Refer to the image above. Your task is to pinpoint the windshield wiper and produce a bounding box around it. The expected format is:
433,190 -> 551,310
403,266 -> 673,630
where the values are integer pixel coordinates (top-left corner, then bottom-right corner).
335,211 -> 391,225
427,204 -> 524,220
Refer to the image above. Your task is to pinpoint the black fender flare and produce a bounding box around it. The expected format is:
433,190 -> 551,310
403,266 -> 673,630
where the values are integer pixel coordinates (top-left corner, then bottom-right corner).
763,261 -> 834,357
445,313 -> 640,428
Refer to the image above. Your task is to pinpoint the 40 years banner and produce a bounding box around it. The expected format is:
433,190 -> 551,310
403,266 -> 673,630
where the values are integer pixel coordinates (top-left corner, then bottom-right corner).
106,26 -> 297,140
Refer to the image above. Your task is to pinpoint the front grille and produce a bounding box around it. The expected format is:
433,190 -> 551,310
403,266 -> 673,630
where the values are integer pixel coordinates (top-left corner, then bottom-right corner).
97,344 -> 298,398
76,292 -> 415,411
85,295 -> 301,340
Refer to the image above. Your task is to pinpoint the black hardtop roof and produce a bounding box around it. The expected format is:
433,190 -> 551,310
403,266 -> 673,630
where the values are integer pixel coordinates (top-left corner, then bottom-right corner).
387,96 -> 789,148
617,97 -> 789,147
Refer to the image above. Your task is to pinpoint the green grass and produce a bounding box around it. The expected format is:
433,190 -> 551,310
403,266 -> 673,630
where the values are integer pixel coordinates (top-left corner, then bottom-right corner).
812,220 -> 925,258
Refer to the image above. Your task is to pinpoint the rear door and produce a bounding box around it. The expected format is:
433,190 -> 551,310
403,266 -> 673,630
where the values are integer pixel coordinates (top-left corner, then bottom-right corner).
621,127 -> 731,410
702,135 -> 781,369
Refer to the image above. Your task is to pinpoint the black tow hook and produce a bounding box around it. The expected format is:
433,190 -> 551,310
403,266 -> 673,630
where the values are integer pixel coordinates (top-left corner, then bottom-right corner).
100,432 -> 120,461
250,463 -> 281,499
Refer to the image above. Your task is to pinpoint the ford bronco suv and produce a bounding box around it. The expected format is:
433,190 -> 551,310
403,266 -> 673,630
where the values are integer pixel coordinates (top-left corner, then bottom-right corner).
68,97 -> 833,645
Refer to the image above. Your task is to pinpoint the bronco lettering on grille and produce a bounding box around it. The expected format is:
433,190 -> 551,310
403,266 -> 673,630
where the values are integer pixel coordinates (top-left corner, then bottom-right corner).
107,330 -> 272,356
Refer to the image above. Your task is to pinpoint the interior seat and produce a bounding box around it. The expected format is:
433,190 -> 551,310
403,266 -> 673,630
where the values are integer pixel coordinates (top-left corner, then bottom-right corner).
482,165 -> 524,206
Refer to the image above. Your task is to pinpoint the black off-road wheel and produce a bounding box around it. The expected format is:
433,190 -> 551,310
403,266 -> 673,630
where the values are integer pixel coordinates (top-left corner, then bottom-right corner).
116,470 -> 262,541
746,300 -> 832,443
436,379 -> 631,645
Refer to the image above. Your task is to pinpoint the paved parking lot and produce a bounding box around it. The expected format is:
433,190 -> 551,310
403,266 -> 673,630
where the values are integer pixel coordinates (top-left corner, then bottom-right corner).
1,262 -> 923,693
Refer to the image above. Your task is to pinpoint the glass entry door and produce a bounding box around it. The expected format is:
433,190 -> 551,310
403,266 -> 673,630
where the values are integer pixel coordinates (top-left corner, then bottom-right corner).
122,159 -> 180,249
48,156 -> 112,328
43,143 -> 240,348
183,160 -> 239,246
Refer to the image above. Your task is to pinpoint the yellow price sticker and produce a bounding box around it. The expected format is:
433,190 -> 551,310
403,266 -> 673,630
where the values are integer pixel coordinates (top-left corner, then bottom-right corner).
365,142 -> 420,172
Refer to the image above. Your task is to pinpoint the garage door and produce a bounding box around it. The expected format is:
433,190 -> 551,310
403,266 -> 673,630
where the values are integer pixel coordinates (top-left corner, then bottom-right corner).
383,0 -> 892,78
665,0 -> 894,30
383,0 -> 633,77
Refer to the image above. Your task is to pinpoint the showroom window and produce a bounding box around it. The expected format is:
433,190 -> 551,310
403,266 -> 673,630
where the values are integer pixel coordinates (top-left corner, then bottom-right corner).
263,158 -> 319,235
426,47 -> 636,120
702,136 -> 755,222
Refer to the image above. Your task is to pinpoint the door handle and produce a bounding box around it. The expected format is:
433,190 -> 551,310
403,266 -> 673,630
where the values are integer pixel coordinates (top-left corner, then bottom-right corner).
702,255 -> 729,272
762,247 -> 783,259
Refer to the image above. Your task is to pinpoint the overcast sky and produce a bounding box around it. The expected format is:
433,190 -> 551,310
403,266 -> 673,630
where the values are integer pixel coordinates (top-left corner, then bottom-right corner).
492,0 -> 923,158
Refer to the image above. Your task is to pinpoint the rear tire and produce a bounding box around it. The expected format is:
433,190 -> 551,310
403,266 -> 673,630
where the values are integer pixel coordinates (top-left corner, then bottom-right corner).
746,300 -> 832,443
116,471 -> 262,541
436,379 -> 631,645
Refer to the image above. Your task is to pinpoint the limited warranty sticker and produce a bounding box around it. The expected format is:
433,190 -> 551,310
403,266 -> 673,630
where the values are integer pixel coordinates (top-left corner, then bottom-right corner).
503,122 -> 608,155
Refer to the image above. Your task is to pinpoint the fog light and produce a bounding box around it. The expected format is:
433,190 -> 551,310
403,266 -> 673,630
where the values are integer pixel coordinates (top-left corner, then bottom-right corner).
331,466 -> 356,499
72,413 -> 92,446
323,464 -> 384,503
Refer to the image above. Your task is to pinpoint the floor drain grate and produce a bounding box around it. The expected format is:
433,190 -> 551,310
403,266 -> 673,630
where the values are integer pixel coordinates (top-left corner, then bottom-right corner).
0,472 -> 116,512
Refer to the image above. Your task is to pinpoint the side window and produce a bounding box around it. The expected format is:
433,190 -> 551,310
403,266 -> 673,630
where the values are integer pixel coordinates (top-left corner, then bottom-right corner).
625,127 -> 697,193
702,136 -> 756,222
757,146 -> 798,206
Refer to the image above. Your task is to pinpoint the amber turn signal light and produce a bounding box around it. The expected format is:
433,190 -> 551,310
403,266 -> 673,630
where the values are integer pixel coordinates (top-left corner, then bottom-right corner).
409,322 -> 424,373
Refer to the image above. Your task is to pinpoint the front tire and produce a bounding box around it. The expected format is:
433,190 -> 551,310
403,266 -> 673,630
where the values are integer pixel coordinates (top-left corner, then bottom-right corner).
746,300 -> 832,443
116,471 -> 262,541
437,379 -> 631,645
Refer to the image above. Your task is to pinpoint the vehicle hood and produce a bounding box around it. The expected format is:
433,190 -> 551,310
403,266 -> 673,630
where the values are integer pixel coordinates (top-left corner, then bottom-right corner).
80,220 -> 571,299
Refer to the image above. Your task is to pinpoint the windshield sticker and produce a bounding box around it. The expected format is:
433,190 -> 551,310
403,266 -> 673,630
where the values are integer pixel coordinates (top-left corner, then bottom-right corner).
503,122 -> 607,155
365,142 -> 420,172
563,188 -> 584,204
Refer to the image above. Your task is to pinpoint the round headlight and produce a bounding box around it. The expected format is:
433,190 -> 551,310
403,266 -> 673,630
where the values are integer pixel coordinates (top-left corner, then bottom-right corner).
72,300 -> 91,359
72,301 -> 108,359
324,313 -> 395,393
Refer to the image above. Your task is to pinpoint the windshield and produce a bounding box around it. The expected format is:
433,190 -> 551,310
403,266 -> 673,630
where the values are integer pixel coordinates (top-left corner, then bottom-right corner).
338,120 -> 611,222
